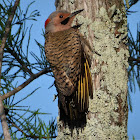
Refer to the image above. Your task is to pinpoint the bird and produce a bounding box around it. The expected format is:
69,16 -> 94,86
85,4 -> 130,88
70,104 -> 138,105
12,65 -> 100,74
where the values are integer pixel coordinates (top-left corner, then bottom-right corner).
44,9 -> 93,128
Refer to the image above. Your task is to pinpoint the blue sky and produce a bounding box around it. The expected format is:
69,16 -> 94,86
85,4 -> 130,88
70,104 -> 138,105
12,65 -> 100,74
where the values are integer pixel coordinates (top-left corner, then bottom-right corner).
127,1 -> 140,139
1,0 -> 140,139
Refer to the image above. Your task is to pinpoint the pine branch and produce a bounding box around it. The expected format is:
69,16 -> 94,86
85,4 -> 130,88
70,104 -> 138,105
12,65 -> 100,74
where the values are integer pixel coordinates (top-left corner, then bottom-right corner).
6,47 -> 33,76
0,0 -> 20,139
0,0 -> 20,77
8,119 -> 57,139
1,69 -> 51,100
128,57 -> 140,63
0,97 -> 11,140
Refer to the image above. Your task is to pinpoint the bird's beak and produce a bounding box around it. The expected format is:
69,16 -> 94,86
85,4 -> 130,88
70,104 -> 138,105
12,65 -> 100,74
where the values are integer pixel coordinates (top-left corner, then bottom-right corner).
69,9 -> 84,18
61,9 -> 84,25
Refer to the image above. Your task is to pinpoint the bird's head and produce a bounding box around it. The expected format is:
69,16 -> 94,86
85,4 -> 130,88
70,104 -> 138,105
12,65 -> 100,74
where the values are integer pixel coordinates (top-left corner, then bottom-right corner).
45,9 -> 84,33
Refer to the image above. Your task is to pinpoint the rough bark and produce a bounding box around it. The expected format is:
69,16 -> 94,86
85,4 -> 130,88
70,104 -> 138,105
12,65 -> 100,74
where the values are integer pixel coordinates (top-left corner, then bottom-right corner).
55,0 -> 129,139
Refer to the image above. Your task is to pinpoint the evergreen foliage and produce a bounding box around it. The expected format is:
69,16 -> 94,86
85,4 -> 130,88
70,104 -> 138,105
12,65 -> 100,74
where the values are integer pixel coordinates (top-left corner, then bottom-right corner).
0,0 -> 56,139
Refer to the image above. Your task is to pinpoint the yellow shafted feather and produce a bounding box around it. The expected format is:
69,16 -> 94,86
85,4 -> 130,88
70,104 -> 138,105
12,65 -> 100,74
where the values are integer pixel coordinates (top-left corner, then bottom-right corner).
78,75 -> 81,104
81,75 -> 83,110
84,60 -> 89,105
83,77 -> 85,109
86,59 -> 93,96
76,58 -> 92,111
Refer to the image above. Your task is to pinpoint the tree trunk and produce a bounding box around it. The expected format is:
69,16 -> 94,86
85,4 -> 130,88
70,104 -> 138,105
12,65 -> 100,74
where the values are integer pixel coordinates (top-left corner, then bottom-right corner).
55,0 -> 129,139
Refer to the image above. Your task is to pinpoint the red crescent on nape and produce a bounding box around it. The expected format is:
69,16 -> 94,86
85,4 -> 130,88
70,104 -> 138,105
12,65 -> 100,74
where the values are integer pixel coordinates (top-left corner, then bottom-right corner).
45,18 -> 51,28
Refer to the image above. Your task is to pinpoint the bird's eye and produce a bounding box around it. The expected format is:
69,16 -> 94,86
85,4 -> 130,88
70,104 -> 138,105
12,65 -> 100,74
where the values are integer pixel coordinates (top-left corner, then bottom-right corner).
59,15 -> 63,18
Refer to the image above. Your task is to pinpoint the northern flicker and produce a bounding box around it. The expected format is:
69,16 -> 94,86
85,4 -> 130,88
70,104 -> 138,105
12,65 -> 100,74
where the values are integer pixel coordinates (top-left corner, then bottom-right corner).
44,9 -> 93,127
